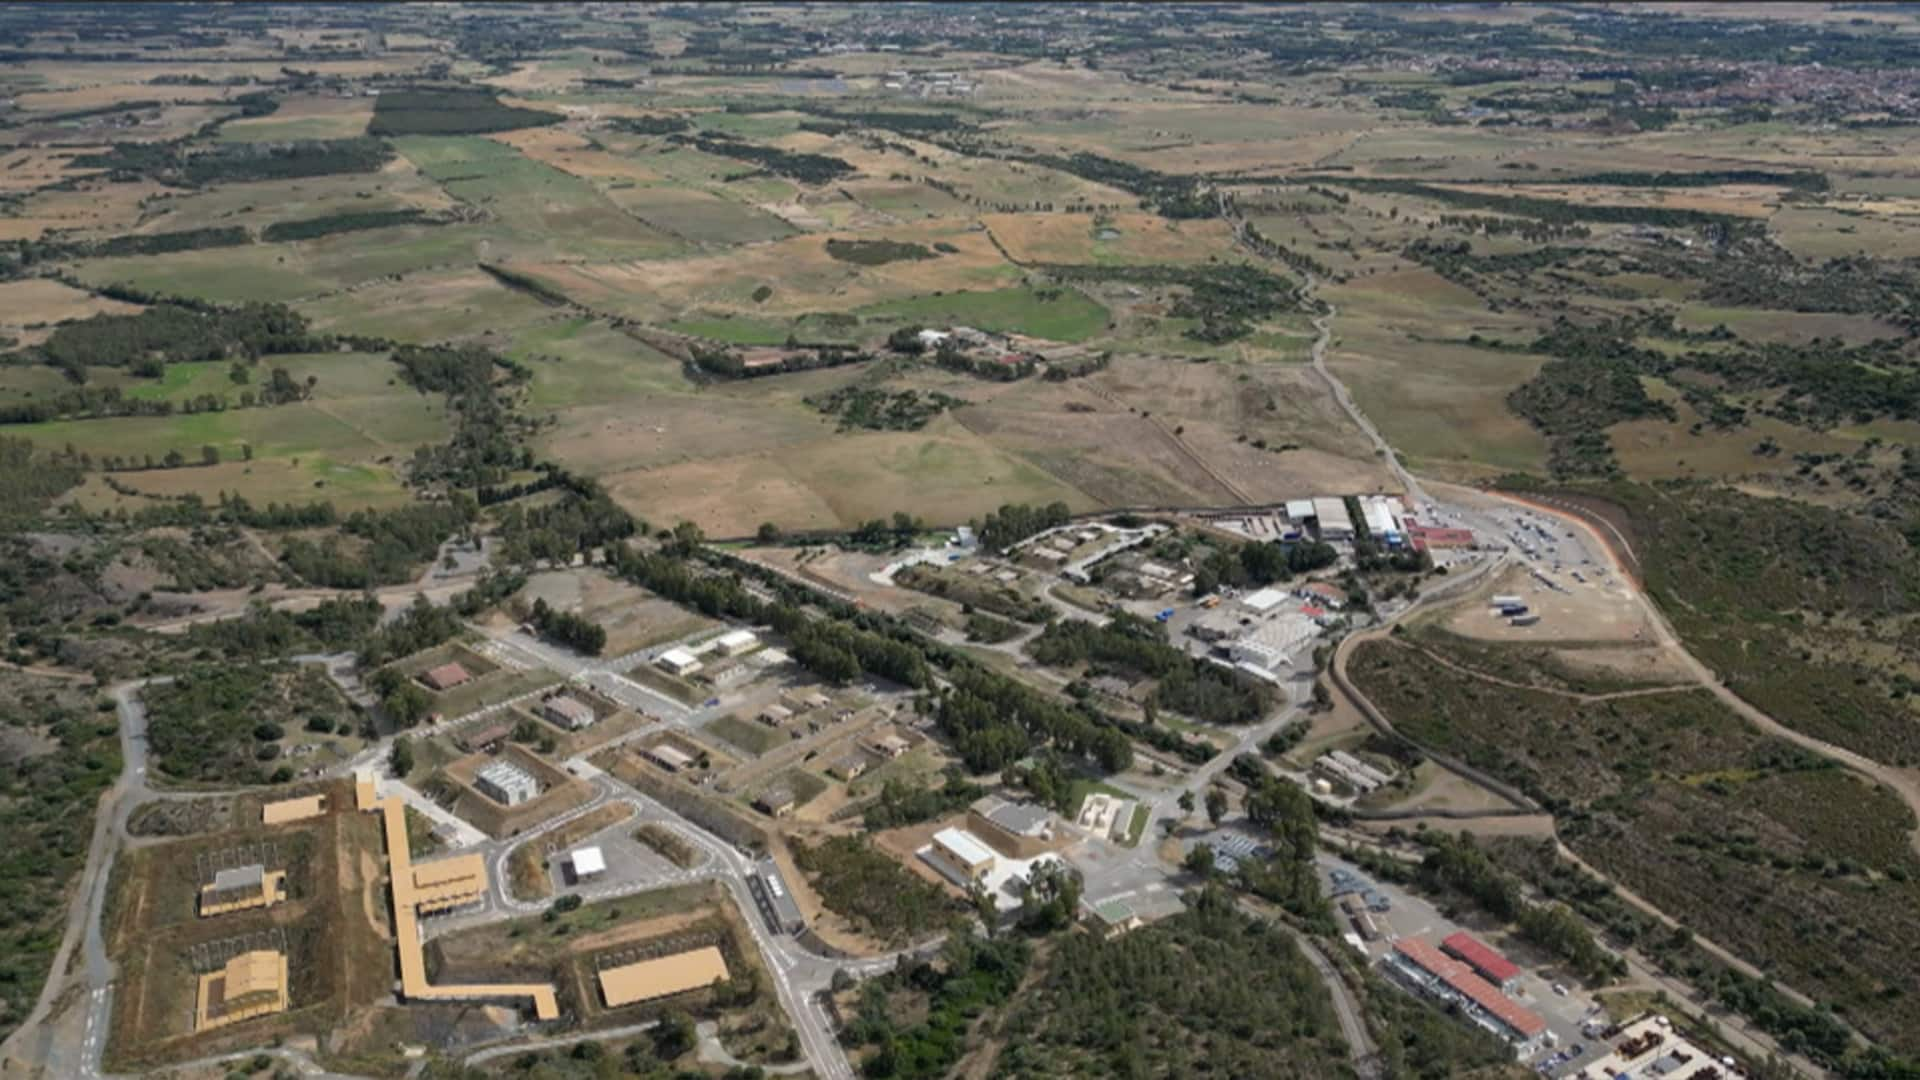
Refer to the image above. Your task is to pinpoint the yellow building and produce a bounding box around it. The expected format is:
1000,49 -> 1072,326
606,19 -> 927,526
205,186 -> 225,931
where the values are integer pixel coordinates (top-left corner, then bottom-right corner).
358,771 -> 559,1021
194,949 -> 288,1032
198,865 -> 288,918
598,946 -> 730,1008
261,794 -> 327,826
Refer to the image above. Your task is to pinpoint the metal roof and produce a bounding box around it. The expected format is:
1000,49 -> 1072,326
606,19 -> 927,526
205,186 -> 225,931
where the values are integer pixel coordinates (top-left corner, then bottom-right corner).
933,827 -> 996,868
1441,931 -> 1521,984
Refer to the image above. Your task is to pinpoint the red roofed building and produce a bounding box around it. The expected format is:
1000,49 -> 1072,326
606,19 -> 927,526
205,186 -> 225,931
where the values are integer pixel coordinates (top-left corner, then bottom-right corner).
1403,518 -> 1476,551
419,662 -> 472,692
1442,931 -> 1520,989
1390,938 -> 1546,1050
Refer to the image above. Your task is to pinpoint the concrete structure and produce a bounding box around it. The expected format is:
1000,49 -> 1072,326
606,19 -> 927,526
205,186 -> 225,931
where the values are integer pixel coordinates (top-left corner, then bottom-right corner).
657,648 -> 702,676
757,703 -> 794,727
1285,498 -> 1317,523
714,629 -> 760,656
644,743 -> 696,773
420,662 -> 473,692
755,786 -> 796,818
1312,496 -> 1355,540
1441,931 -> 1520,990
1387,938 -> 1544,1053
571,845 -> 607,880
194,949 -> 288,1032
828,753 -> 868,781
475,760 -> 539,806
968,796 -> 1054,858
357,772 -> 558,1020
198,865 -> 288,917
543,695 -> 596,731
924,827 -> 995,885
598,946 -> 730,1007
260,794 -> 326,826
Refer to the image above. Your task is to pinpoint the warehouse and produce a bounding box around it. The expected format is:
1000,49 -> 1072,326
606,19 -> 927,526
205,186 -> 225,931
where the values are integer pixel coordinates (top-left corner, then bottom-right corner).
1240,587 -> 1288,615
969,796 -> 1055,858
198,864 -> 289,918
475,760 -> 539,806
1441,932 -> 1521,991
1387,938 -> 1545,1054
598,946 -> 730,1008
1229,613 -> 1318,670
1284,498 -> 1318,524
1312,497 -> 1355,540
260,794 -> 326,826
1359,495 -> 1403,540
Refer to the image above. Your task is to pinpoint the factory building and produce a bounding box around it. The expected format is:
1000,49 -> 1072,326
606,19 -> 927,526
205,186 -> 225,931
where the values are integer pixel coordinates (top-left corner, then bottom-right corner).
598,946 -> 730,1008
1387,938 -> 1545,1054
194,949 -> 289,1032
1312,497 -> 1355,540
926,828 -> 996,885
1441,932 -> 1521,991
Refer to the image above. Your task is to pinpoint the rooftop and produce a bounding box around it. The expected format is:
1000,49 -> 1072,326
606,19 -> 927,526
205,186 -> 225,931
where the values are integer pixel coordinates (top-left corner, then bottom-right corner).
1441,931 -> 1520,983
572,846 -> 606,876
598,946 -> 730,1008
261,794 -> 326,825
973,795 -> 1051,837
933,827 -> 996,867
545,695 -> 595,724
422,661 -> 472,689
210,864 -> 266,893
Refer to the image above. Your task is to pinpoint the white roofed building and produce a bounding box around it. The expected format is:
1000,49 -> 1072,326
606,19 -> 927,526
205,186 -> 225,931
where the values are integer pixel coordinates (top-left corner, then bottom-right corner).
1312,497 -> 1355,539
1285,498 -> 1317,522
1241,587 -> 1288,614
657,648 -> 702,675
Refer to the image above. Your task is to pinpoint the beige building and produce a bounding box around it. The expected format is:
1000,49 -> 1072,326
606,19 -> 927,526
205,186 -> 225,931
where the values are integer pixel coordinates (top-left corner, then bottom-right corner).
419,662 -> 472,691
598,946 -> 730,1008
260,794 -> 326,826
755,786 -> 796,818
194,950 -> 288,1032
927,828 -> 995,885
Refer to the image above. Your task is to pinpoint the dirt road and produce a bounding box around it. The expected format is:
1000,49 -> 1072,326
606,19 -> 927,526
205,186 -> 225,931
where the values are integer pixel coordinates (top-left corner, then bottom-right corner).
1484,491 -> 1920,860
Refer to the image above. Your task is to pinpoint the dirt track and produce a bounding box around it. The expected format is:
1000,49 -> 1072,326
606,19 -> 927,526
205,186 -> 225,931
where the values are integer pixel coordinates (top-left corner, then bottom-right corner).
1481,490 -> 1920,860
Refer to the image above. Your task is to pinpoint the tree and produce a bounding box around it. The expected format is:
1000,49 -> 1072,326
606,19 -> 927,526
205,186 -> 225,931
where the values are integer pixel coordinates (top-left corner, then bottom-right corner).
1205,786 -> 1228,826
1185,842 -> 1216,877
383,682 -> 432,728
756,521 -> 782,543
1178,790 -> 1196,816
201,444 -> 220,466
653,1009 -> 697,1060
389,735 -> 414,778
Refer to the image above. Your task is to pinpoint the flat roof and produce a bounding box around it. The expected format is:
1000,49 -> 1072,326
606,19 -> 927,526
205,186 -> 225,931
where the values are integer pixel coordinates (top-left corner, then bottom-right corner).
648,743 -> 695,767
1242,587 -> 1287,612
717,629 -> 758,646
477,759 -> 537,787
1441,931 -> 1520,983
598,946 -> 730,1007
658,647 -> 699,666
211,864 -> 265,892
261,794 -> 326,825
1312,496 -> 1354,530
973,795 -> 1050,836
572,846 -> 606,876
933,827 -> 996,868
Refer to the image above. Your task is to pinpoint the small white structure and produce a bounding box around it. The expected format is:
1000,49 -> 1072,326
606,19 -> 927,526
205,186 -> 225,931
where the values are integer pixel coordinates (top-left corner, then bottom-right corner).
657,648 -> 703,676
714,629 -> 760,657
475,760 -> 539,806
924,827 -> 996,886
917,328 -> 951,348
570,845 -> 606,880
1285,498 -> 1317,522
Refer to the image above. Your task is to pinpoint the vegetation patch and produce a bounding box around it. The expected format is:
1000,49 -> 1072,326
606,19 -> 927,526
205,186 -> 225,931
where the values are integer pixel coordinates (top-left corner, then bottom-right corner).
804,385 -> 964,432
368,87 -> 560,136
790,834 -> 957,946
824,238 -> 937,266
142,663 -> 352,785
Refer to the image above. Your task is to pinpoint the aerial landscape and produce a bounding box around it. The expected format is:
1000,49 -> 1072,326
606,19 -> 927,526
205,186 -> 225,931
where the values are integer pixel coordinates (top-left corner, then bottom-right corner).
1,2 -> 1919,1078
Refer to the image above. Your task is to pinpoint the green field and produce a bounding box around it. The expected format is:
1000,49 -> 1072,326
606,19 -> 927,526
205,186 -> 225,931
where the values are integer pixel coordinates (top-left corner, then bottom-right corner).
858,284 -> 1111,343
393,135 -> 687,258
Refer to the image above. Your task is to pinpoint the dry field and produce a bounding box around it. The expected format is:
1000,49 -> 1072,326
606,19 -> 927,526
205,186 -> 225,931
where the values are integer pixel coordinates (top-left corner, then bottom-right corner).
0,278 -> 142,342
1438,564 -> 1652,644
981,211 -> 1233,265
0,179 -> 169,241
